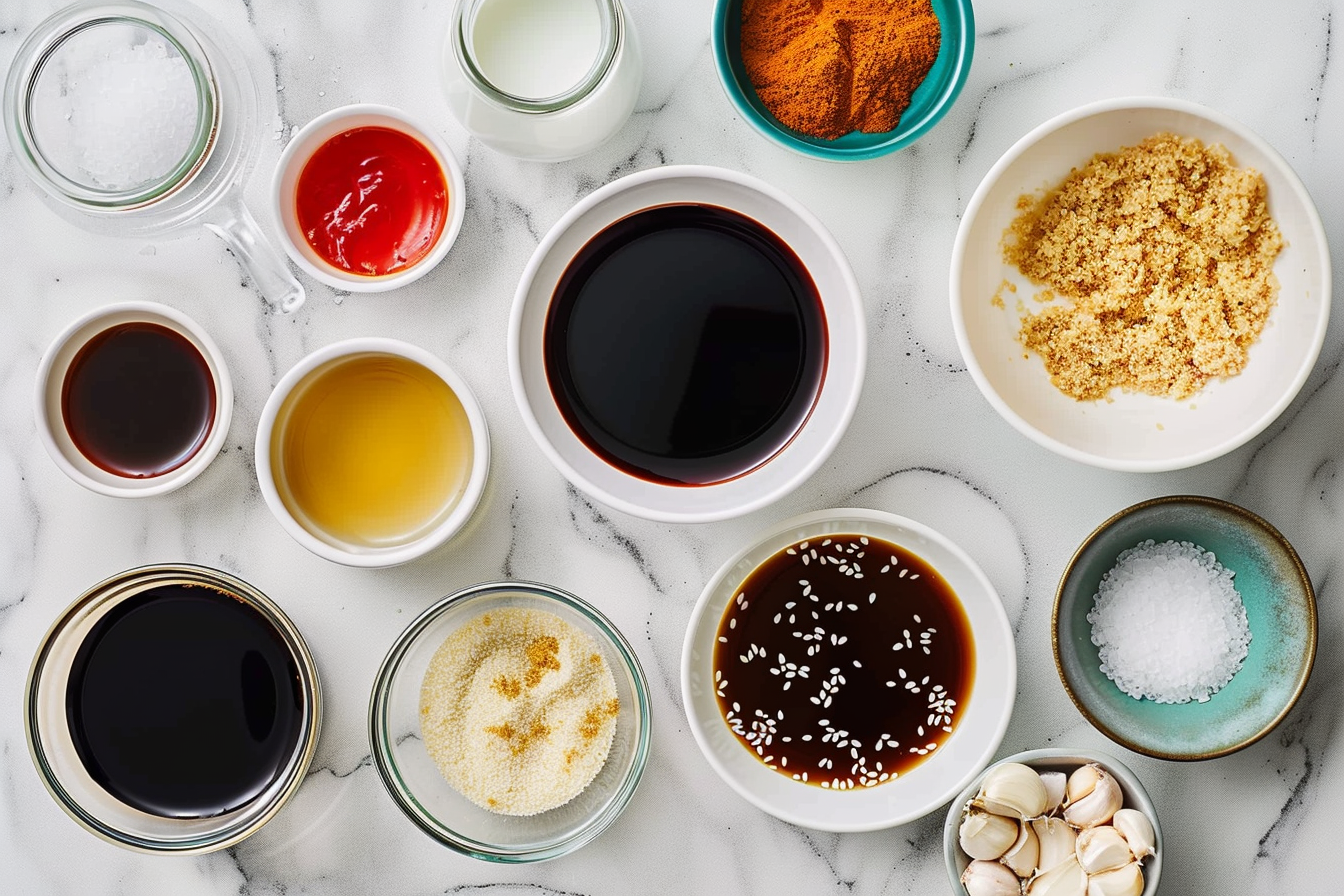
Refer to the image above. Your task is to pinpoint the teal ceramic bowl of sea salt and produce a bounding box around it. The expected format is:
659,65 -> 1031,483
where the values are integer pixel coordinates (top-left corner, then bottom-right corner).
1052,495 -> 1316,760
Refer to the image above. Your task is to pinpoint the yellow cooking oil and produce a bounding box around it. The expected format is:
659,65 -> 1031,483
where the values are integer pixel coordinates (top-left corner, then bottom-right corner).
274,353 -> 473,547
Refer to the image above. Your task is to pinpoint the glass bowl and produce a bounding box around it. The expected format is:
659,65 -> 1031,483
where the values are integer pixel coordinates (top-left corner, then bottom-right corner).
25,565 -> 322,854
369,581 -> 651,862
711,0 -> 975,160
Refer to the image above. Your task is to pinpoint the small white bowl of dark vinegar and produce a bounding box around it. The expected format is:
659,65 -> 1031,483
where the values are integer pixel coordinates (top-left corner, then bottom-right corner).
509,165 -> 865,523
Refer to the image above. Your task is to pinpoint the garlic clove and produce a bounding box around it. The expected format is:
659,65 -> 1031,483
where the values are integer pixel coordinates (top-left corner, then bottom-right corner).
1075,826 -> 1133,874
1026,855 -> 1087,896
960,808 -> 1020,861
977,762 -> 1049,819
1001,820 -> 1040,879
1086,861 -> 1144,896
962,859 -> 1023,896
1063,765 -> 1123,828
1111,809 -> 1156,861
1039,771 -> 1067,814
1032,816 -> 1078,874
1065,764 -> 1102,803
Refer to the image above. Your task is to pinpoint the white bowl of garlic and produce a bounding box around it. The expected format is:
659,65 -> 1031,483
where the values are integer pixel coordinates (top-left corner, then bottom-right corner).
942,749 -> 1161,896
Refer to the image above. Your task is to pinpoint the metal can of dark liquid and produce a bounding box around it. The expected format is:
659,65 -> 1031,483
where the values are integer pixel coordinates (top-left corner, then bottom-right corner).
25,564 -> 321,854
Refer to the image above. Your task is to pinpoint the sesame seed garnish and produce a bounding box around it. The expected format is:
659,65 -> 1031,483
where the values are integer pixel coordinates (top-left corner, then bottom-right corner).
711,533 -> 973,793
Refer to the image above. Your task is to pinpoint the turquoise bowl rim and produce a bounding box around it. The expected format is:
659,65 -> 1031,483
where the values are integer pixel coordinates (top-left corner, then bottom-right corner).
710,0 -> 975,161
1052,494 -> 1317,761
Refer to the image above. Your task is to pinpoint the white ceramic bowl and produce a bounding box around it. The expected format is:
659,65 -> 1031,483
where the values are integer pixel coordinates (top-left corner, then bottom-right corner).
34,302 -> 233,497
272,104 -> 466,292
509,165 -> 865,523
681,508 -> 1016,832
255,338 -> 489,567
950,97 -> 1331,472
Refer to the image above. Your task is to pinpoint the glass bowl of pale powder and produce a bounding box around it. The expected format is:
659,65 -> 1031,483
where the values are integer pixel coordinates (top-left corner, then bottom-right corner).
369,581 -> 650,861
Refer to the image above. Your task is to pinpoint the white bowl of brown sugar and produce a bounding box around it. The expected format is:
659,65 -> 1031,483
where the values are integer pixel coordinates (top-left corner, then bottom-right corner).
950,96 -> 1331,472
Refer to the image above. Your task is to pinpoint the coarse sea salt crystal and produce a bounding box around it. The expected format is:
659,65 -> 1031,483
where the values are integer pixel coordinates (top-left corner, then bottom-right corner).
1087,538 -> 1251,704
31,29 -> 201,192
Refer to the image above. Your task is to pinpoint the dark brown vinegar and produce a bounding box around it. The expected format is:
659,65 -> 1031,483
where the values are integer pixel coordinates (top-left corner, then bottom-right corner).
544,204 -> 827,485
62,322 -> 215,478
713,534 -> 975,788
66,585 -> 304,818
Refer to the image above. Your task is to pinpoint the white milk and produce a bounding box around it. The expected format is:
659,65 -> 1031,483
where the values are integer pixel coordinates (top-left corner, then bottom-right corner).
470,0 -> 603,99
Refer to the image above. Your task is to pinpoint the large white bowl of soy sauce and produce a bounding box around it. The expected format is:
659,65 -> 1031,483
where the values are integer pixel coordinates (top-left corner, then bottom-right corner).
509,165 -> 865,523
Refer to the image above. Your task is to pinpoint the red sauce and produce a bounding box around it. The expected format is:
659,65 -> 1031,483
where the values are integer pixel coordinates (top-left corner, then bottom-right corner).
295,126 -> 448,276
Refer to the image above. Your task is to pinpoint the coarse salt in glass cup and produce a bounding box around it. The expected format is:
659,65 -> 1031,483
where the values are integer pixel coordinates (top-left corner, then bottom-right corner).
3,0 -> 305,311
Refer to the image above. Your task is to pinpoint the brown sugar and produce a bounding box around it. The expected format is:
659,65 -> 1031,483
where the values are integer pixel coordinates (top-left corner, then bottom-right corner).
491,674 -> 522,699
1004,133 -> 1283,401
740,0 -> 942,140
524,635 -> 561,687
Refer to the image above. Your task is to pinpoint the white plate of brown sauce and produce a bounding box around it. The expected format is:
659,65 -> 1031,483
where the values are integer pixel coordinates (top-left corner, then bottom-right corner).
950,96 -> 1331,472
681,508 -> 1015,831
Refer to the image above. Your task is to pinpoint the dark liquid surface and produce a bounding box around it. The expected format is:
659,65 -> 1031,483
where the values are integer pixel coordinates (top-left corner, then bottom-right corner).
66,585 -> 305,818
713,534 -> 975,788
545,204 -> 827,485
62,322 -> 216,478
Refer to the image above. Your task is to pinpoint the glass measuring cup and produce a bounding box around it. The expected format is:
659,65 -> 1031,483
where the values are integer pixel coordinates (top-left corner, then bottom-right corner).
3,0 -> 304,312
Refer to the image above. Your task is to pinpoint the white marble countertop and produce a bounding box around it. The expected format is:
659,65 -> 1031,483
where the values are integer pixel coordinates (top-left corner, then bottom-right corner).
1,0 -> 1339,892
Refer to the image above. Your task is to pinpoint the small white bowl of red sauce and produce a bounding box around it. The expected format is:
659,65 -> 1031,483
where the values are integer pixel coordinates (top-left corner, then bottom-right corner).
272,104 -> 465,292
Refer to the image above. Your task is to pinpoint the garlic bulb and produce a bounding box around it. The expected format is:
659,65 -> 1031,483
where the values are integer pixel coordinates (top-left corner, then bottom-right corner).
1039,771 -> 1067,814
1000,820 -> 1040,878
977,762 -> 1049,819
1063,765 -> 1123,828
962,859 -> 1023,896
1031,816 -> 1078,874
1026,855 -> 1087,896
1075,825 -> 1132,874
1110,809 -> 1155,860
1086,862 -> 1144,896
961,808 -> 1020,861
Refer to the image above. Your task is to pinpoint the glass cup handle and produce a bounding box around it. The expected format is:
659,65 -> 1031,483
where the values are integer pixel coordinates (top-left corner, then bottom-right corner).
203,192 -> 306,313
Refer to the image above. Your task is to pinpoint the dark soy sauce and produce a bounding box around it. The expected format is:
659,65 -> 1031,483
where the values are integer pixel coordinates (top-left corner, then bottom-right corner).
713,534 -> 975,788
62,322 -> 216,478
545,204 -> 827,485
66,585 -> 304,818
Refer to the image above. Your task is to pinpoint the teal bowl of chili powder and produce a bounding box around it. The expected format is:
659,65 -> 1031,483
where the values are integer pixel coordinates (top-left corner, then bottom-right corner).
711,0 -> 974,161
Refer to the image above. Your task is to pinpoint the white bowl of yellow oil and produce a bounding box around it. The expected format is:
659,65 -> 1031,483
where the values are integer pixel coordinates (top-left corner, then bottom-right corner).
255,338 -> 489,567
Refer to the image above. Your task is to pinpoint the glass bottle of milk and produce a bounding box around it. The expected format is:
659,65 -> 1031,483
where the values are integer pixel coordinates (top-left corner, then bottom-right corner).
443,0 -> 642,162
